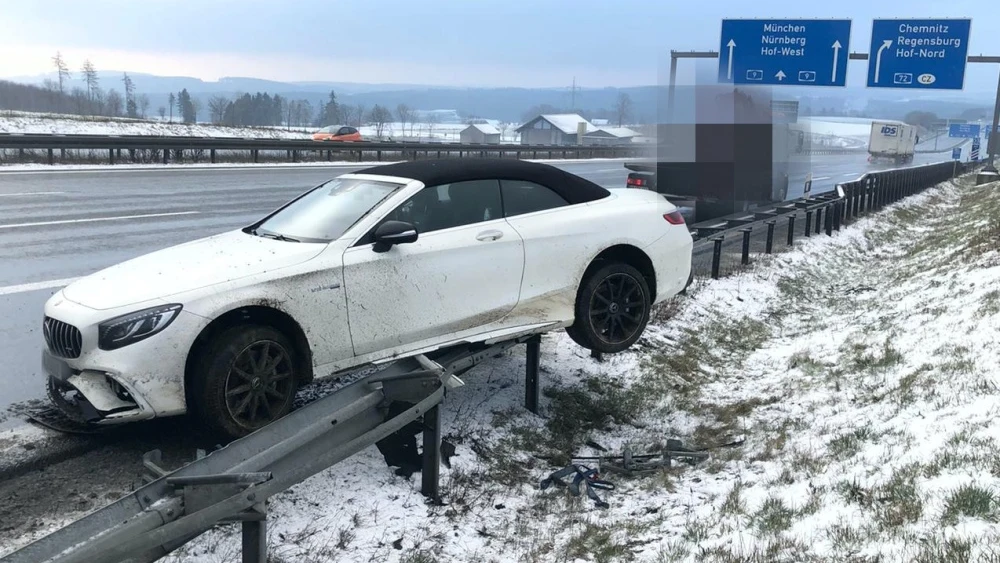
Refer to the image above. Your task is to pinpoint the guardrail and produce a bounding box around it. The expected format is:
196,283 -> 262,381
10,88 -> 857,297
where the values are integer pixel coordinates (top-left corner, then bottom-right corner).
0,133 -> 654,165
686,159 -> 986,279
0,334 -> 544,563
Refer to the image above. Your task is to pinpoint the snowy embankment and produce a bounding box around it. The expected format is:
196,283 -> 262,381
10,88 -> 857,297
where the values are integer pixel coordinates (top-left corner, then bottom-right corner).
0,111 -> 311,139
3,173 -> 998,562
161,174 -> 1000,562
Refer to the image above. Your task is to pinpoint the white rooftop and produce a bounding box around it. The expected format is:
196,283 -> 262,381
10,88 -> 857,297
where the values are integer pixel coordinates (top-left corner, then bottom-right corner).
519,113 -> 598,135
464,123 -> 500,135
591,127 -> 639,138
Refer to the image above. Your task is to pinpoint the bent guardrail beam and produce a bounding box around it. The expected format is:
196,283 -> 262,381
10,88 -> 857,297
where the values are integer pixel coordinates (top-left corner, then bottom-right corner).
0,334 -> 532,563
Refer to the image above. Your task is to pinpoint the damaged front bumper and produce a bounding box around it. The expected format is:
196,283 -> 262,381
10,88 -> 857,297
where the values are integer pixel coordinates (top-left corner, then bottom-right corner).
43,349 -> 155,424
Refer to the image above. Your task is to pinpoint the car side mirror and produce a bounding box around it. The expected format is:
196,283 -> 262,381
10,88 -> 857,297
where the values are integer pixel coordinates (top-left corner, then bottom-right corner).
372,220 -> 418,253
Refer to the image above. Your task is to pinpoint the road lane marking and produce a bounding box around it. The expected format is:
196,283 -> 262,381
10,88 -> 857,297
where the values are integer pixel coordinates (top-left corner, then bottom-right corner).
0,191 -> 67,197
843,172 -> 860,176
811,176 -> 832,181
0,211 -> 199,230
0,277 -> 82,296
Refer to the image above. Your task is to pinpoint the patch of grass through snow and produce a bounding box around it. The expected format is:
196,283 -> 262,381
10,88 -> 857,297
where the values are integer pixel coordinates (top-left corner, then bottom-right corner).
837,462 -> 925,532
940,483 -> 1000,525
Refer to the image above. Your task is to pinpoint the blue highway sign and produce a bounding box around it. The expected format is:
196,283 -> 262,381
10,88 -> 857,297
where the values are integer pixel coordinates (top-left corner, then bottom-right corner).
949,123 -> 980,138
866,19 -> 971,89
719,19 -> 852,86
952,147 -> 961,160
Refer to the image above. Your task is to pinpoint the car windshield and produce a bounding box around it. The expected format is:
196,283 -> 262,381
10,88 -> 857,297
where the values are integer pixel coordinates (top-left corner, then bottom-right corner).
251,177 -> 403,243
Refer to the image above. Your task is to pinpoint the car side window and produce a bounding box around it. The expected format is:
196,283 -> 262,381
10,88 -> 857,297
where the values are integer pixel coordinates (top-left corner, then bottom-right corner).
336,127 -> 352,136
379,179 -> 502,236
500,179 -> 569,217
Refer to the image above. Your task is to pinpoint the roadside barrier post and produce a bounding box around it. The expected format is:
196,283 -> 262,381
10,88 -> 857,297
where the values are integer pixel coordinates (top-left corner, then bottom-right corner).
741,228 -> 752,265
711,237 -> 723,279
765,221 -> 775,253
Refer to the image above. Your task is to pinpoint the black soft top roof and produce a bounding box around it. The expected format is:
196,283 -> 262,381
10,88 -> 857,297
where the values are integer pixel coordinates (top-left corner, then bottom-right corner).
354,158 -> 610,205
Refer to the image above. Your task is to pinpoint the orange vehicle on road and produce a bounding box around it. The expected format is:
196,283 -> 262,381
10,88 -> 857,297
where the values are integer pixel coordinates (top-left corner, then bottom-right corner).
312,125 -> 362,142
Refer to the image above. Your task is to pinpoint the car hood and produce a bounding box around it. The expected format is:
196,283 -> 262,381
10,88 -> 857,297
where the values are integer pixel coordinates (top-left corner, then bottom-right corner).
62,229 -> 326,310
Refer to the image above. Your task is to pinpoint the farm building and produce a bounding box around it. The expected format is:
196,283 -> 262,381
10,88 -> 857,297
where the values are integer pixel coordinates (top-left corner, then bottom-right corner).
459,123 -> 501,144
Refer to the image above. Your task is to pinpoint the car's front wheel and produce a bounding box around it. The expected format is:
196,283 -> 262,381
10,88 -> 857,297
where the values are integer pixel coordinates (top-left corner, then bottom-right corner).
189,324 -> 300,442
568,262 -> 652,354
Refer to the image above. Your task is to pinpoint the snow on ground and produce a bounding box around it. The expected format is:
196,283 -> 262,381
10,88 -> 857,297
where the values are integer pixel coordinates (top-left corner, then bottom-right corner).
3,172 -> 998,562
0,112 -> 523,143
153,172 -> 999,562
0,111 -> 311,139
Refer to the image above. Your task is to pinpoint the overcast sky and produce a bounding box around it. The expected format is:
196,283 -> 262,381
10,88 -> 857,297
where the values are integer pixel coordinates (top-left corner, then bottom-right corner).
0,0 -> 996,90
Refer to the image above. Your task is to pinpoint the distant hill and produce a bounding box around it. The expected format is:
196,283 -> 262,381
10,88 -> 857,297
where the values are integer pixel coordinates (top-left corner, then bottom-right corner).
4,71 -> 995,125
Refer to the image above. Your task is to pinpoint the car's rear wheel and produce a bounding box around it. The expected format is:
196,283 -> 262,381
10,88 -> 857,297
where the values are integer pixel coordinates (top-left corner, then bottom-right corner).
569,262 -> 651,354
190,325 -> 300,442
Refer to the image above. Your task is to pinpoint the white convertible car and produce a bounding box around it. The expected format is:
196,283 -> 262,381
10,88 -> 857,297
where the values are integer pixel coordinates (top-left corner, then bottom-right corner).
41,159 -> 693,440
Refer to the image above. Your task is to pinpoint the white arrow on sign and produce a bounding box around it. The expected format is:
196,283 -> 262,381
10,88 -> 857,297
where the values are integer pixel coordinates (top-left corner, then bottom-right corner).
874,39 -> 892,83
727,39 -> 736,80
831,40 -> 842,82
775,70 -> 786,81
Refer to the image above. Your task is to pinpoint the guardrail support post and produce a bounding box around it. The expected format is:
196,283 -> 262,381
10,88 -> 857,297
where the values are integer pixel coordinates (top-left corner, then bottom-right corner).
740,228 -> 751,265
210,149 -> 216,164
787,215 -> 795,245
825,204 -> 833,236
834,201 -> 842,232
815,207 -> 823,234
421,404 -> 441,502
804,210 -> 812,237
109,149 -> 115,165
711,237 -> 723,279
241,511 -> 267,563
765,221 -> 775,253
47,148 -> 53,165
525,335 -> 541,414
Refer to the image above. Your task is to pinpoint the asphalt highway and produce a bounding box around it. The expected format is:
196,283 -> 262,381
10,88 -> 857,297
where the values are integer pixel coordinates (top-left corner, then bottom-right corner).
0,150 -> 965,418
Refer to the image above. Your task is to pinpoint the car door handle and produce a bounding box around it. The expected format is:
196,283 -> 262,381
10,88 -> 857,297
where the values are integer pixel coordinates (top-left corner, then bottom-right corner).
476,229 -> 503,242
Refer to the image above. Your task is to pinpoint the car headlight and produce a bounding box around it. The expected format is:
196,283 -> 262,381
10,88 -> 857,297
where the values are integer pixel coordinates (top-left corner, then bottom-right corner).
98,304 -> 183,351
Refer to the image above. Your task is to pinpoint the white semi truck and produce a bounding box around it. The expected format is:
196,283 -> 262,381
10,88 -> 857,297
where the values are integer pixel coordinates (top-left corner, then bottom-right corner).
868,120 -> 917,164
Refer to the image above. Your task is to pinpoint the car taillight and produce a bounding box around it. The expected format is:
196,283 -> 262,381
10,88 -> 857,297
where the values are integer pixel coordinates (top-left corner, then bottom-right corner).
663,210 -> 685,225
627,177 -> 646,187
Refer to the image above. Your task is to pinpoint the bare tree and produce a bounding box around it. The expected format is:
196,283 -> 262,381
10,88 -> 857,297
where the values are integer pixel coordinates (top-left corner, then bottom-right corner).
497,121 -> 510,141
138,94 -> 150,118
190,97 -> 203,123
425,113 -> 439,138
615,92 -> 633,127
105,89 -> 124,117
52,52 -> 70,95
158,106 -> 167,120
208,95 -> 229,124
81,60 -> 99,105
368,104 -> 393,138
396,103 -> 412,136
167,93 -> 175,122
353,104 -> 366,128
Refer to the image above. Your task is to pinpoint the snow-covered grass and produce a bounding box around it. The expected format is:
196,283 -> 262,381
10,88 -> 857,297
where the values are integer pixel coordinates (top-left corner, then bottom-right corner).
0,110 -> 311,139
0,111 -> 524,143
154,172 -> 1000,562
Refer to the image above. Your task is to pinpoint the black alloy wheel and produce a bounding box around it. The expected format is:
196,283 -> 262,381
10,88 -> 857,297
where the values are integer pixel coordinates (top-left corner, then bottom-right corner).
568,262 -> 652,354
588,272 -> 646,344
223,340 -> 296,430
